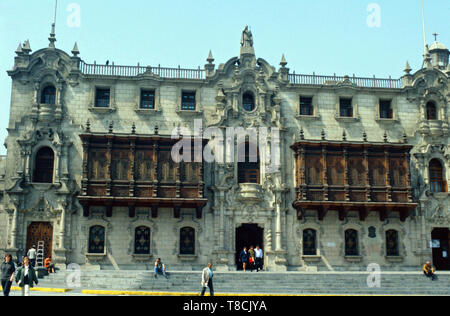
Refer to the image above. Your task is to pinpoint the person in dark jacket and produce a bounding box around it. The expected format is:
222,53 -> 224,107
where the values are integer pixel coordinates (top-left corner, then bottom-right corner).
1,254 -> 16,296
239,247 -> 249,272
15,257 -> 38,296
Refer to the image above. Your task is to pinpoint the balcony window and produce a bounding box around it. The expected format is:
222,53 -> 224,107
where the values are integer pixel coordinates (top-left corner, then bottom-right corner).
429,159 -> 447,193
379,100 -> 393,119
181,92 -> 196,111
243,92 -> 255,111
238,142 -> 260,184
33,147 -> 54,183
41,86 -> 56,105
339,98 -> 353,117
426,102 -> 437,120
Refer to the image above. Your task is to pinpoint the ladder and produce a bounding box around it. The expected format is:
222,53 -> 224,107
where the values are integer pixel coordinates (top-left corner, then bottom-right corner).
36,241 -> 45,268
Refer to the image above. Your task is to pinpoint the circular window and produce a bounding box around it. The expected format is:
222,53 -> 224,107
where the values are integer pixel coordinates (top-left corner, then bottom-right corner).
243,92 -> 255,112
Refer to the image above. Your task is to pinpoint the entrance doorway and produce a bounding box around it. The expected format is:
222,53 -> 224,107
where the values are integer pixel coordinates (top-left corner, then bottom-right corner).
431,228 -> 450,270
235,224 -> 264,270
26,222 -> 53,260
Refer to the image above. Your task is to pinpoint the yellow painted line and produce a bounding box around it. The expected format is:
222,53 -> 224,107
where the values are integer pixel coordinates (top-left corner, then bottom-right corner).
9,287 -> 73,293
80,290 -> 428,297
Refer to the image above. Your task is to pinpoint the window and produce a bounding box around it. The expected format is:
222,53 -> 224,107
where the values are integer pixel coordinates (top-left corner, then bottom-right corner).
339,98 -> 353,117
95,88 -> 110,108
368,227 -> 377,238
33,147 -> 54,183
429,159 -> 447,193
386,230 -> 399,256
243,92 -> 255,111
140,90 -> 155,109
300,96 -> 314,116
345,229 -> 359,256
134,226 -> 151,255
41,86 -> 56,105
88,226 -> 105,254
180,227 -> 195,255
426,102 -> 437,120
303,229 -> 317,256
379,100 -> 393,119
238,142 -> 260,184
181,92 -> 196,111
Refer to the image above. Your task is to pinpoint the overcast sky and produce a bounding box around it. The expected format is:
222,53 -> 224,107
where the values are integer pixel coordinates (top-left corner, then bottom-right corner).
0,0 -> 448,155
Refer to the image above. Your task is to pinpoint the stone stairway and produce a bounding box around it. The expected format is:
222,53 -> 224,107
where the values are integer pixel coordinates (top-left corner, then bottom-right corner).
38,270 -> 450,295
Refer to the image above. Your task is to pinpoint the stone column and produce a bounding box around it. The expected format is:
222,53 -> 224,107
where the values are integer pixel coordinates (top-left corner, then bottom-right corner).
10,208 -> 19,249
274,194 -> 283,251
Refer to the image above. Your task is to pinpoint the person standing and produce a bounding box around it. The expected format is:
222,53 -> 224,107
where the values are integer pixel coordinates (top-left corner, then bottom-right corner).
239,247 -> 249,272
1,254 -> 16,296
15,257 -> 39,296
248,246 -> 256,272
27,246 -> 37,268
200,263 -> 214,297
255,246 -> 264,272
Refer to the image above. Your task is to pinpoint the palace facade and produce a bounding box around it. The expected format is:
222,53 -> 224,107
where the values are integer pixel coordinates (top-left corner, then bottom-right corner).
0,26 -> 449,271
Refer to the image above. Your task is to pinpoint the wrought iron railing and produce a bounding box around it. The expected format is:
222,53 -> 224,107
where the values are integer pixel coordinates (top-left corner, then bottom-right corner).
79,61 -> 205,79
288,72 -> 403,89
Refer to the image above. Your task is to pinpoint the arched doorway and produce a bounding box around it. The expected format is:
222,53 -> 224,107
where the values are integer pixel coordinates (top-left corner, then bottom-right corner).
235,224 -> 264,270
432,228 -> 450,270
26,222 -> 53,261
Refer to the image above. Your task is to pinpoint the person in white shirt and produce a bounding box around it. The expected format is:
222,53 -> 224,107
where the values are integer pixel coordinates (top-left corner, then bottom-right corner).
27,246 -> 37,267
255,246 -> 264,272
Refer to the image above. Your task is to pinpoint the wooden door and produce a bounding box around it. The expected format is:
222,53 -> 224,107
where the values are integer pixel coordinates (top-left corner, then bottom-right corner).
26,222 -> 53,259
432,228 -> 450,270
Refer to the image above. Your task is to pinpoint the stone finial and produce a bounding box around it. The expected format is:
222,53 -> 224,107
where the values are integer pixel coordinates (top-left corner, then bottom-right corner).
131,122 -> 136,135
280,54 -> 288,68
299,127 -> 305,140
15,43 -> 23,55
49,23 -> 56,48
22,40 -> 32,54
321,129 -> 326,141
154,124 -> 159,135
207,50 -> 214,64
109,121 -> 114,134
423,45 -> 432,69
342,130 -> 347,141
383,131 -> 388,143
85,119 -> 91,133
72,42 -> 80,57
363,130 -> 368,142
404,61 -> 412,75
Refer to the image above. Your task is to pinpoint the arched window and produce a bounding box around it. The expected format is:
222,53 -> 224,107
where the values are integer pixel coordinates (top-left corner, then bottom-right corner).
243,92 -> 255,111
88,226 -> 105,254
429,159 -> 447,193
303,229 -> 317,256
426,101 -> 437,120
180,227 -> 195,255
345,229 -> 359,256
41,86 -> 56,105
33,147 -> 54,183
238,142 -> 260,184
134,226 -> 151,255
386,230 -> 399,256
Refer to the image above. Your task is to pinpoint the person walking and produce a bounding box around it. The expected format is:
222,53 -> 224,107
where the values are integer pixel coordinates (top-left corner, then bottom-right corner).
239,247 -> 249,272
1,254 -> 16,296
200,263 -> 214,297
423,261 -> 437,281
248,246 -> 256,272
15,257 -> 38,296
154,258 -> 168,279
255,246 -> 264,272
27,246 -> 37,268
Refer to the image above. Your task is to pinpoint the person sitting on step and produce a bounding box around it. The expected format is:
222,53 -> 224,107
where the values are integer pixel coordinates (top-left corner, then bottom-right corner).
423,261 -> 437,281
44,257 -> 55,274
154,258 -> 168,279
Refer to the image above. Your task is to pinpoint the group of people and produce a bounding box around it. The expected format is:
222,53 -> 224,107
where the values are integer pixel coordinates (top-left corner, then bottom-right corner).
239,246 -> 264,272
26,245 -> 55,273
1,254 -> 39,296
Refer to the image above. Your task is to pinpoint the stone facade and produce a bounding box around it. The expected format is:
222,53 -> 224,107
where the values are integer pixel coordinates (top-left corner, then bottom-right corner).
0,27 -> 449,271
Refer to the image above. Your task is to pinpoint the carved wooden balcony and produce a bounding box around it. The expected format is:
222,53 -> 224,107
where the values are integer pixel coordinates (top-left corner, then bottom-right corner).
291,139 -> 417,222
78,132 -> 207,218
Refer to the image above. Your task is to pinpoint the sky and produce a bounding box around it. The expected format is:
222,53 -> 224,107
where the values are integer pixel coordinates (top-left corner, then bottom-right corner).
0,0 -> 448,155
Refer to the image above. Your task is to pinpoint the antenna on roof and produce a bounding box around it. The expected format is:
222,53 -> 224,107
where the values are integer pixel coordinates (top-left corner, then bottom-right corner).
421,0 -> 427,50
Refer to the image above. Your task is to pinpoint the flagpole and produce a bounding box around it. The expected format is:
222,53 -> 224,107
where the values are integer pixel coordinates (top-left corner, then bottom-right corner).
421,0 -> 427,50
